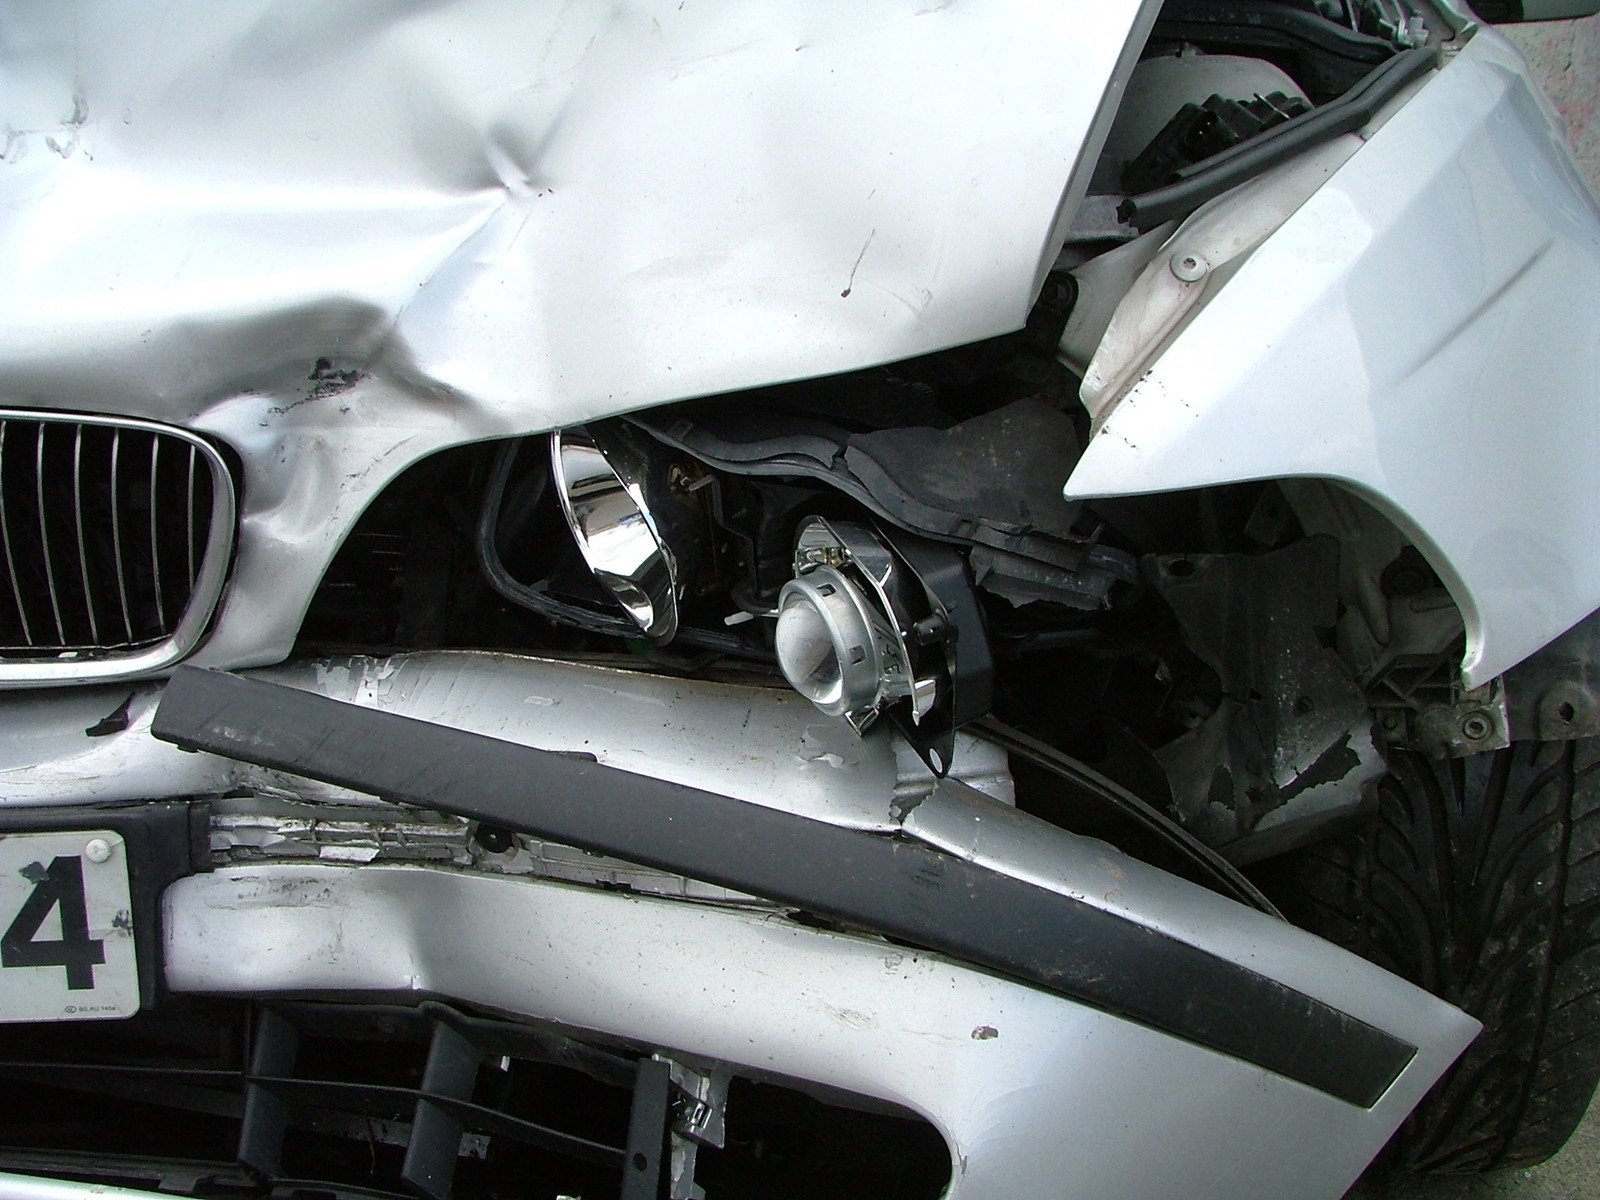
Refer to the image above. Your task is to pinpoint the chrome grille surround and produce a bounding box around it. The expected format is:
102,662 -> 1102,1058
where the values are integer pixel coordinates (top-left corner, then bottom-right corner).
0,410 -> 235,685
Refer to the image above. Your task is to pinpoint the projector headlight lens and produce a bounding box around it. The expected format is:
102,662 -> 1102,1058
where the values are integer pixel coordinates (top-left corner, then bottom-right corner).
775,567 -> 885,717
774,517 -> 921,731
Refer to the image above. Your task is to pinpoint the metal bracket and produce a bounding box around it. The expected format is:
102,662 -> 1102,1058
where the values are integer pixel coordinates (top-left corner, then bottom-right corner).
660,1057 -> 730,1200
1411,679 -> 1511,758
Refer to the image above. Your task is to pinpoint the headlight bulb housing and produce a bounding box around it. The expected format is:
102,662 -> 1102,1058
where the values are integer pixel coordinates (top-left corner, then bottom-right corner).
775,516 -> 991,774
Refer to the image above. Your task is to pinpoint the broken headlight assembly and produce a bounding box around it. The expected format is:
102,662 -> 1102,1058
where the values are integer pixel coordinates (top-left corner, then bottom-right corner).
774,516 -> 992,772
477,392 -> 1114,772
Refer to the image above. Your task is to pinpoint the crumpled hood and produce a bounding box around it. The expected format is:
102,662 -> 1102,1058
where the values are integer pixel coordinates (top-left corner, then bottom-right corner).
0,0 -> 1149,431
0,0 -> 1153,673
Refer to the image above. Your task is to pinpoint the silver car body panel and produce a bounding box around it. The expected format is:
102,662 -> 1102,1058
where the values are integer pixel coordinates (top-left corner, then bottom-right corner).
0,0 -> 1156,678
1066,28 -> 1600,687
0,648 -> 1478,1196
6,9 -> 1593,695
158,861 -> 1476,1200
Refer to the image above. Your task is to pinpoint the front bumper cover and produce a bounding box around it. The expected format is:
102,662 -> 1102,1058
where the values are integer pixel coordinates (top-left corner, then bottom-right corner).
2,652 -> 1479,1198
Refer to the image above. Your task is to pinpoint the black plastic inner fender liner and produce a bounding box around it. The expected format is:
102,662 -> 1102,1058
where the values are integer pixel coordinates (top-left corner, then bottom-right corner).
152,667 -> 1416,1108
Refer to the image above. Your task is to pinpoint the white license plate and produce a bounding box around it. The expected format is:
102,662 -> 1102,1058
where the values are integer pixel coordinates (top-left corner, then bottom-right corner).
1,829 -> 138,1022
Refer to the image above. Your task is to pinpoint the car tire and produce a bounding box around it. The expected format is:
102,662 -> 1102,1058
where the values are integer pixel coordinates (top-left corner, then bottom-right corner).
1265,739 -> 1600,1172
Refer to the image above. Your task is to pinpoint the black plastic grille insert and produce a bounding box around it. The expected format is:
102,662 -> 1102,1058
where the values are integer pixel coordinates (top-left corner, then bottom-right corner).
0,414 -> 223,658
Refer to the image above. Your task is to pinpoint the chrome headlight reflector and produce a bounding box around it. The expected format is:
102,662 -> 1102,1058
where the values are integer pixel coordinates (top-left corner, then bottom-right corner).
550,424 -> 688,642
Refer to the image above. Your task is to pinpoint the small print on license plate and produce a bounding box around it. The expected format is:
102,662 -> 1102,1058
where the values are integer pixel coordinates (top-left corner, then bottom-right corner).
1,829 -> 138,1022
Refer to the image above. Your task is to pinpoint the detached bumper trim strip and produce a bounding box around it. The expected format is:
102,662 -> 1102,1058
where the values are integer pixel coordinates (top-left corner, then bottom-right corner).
152,666 -> 1415,1107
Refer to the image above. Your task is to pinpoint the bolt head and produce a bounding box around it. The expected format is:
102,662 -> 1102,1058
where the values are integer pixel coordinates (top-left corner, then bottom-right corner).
1459,712 -> 1493,741
1170,252 -> 1210,283
84,838 -> 112,864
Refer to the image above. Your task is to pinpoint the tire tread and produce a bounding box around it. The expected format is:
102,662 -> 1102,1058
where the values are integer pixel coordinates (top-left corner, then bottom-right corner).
1268,740 -> 1600,1173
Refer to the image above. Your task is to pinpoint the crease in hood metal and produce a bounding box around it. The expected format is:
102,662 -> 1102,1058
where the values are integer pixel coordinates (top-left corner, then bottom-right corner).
0,0 -> 1151,670
0,0 -> 1145,425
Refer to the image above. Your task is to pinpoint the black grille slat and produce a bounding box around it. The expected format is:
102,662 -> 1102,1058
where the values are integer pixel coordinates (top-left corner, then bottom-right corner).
620,1058 -> 670,1200
0,414 -> 220,658
110,427 -> 134,643
72,426 -> 101,644
0,423 -> 34,646
186,441 -> 199,588
149,435 -> 166,631
36,425 -> 68,643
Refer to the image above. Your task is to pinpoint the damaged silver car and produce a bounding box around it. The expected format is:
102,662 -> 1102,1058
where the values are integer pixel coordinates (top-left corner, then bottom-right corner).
4,1 -> 1600,1197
